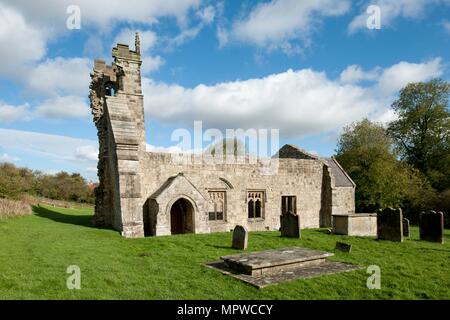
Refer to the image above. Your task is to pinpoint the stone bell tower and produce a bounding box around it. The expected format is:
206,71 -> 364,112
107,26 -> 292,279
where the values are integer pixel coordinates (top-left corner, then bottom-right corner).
89,33 -> 146,238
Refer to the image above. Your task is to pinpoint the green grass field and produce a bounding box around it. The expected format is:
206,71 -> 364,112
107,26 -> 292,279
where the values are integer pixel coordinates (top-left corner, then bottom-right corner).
0,205 -> 449,300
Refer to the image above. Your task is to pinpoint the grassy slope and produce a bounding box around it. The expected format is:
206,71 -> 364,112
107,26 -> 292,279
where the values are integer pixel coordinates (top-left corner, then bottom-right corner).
0,205 -> 449,300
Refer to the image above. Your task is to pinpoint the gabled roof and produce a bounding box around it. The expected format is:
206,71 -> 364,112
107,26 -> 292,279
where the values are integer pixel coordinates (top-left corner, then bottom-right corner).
150,173 -> 205,201
325,157 -> 355,188
273,144 -> 319,160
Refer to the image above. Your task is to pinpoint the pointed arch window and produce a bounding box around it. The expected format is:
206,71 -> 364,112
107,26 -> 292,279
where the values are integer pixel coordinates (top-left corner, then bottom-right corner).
208,191 -> 226,221
247,190 -> 265,220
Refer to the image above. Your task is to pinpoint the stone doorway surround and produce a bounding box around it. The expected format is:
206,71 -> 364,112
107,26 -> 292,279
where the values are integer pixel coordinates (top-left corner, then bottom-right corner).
147,173 -> 209,236
170,197 -> 195,234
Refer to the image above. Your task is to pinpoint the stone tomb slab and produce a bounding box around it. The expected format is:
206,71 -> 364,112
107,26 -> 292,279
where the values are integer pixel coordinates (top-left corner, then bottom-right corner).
206,247 -> 361,288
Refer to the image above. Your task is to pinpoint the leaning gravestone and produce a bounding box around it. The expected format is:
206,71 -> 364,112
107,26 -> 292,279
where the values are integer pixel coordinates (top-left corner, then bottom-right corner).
403,218 -> 410,238
280,211 -> 301,238
377,207 -> 403,242
232,225 -> 248,250
419,211 -> 444,244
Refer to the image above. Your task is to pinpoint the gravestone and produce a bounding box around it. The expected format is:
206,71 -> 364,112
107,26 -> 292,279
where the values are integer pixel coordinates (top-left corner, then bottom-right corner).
403,218 -> 410,238
419,211 -> 444,244
232,225 -> 248,250
377,207 -> 403,242
335,242 -> 352,253
280,211 -> 301,238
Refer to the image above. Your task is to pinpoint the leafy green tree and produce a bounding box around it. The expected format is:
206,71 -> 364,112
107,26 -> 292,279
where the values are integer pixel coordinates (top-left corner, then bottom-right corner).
0,162 -> 95,204
388,79 -> 450,190
335,119 -> 434,212
204,138 -> 247,157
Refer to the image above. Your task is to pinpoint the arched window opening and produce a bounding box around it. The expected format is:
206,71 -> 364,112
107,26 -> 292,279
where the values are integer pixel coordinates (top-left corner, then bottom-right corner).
247,190 -> 265,220
105,82 -> 116,97
255,200 -> 261,218
248,200 -> 255,219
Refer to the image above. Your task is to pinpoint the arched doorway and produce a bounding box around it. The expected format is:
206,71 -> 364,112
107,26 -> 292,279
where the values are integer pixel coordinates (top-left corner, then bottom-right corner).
170,198 -> 194,235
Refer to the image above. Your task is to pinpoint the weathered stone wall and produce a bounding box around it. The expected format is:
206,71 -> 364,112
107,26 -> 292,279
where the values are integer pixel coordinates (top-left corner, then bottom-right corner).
332,187 -> 355,216
140,153 -> 332,233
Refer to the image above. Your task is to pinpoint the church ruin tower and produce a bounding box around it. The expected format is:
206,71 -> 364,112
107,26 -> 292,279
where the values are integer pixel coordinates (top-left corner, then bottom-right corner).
89,34 -> 146,238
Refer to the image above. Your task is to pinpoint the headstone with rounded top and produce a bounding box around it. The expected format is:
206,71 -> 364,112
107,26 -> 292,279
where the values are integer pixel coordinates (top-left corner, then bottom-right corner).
232,225 -> 248,250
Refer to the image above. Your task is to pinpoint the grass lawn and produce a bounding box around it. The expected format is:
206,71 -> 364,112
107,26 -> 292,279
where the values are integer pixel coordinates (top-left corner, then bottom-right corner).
0,205 -> 449,300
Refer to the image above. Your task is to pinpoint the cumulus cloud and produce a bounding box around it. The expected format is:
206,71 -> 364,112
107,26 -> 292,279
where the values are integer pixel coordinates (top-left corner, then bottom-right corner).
34,96 -> 90,119
348,0 -> 447,34
0,3 -> 47,77
223,0 -> 350,52
4,0 -> 202,30
340,58 -> 443,95
376,58 -> 443,95
27,57 -> 92,97
0,102 -> 31,123
339,65 -> 381,84
142,58 -> 444,137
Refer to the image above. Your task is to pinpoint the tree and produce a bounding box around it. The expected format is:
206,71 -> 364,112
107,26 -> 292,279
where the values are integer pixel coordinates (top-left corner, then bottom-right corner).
387,79 -> 450,190
335,119 -> 434,212
204,138 -> 247,157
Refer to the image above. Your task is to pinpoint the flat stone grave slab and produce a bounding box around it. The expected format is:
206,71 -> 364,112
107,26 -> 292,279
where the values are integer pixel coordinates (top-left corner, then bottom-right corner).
206,247 -> 361,288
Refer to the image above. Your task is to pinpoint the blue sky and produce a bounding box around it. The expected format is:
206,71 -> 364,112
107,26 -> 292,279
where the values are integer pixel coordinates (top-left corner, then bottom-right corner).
0,0 -> 449,181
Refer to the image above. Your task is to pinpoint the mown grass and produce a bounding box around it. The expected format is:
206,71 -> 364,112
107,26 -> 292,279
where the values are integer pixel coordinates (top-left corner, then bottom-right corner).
0,205 -> 449,300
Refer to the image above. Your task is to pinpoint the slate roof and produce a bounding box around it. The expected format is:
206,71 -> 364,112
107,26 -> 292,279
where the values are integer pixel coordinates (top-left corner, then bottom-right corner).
325,157 -> 355,188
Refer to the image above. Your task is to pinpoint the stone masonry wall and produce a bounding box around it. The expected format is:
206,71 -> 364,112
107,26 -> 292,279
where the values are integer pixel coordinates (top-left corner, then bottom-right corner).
140,153 -> 332,234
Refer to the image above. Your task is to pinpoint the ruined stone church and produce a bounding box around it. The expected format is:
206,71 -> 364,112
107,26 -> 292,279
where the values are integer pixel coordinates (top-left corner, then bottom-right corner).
89,34 -> 356,238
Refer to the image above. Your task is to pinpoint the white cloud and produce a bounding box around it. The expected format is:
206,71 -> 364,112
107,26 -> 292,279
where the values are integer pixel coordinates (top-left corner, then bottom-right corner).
0,0 -> 203,78
169,25 -> 204,48
4,0 -> 202,30
146,143 -> 184,154
0,128 -> 98,180
348,0 -> 446,34
216,27 -> 229,48
114,28 -> 164,74
142,58 -> 444,137
339,65 -> 380,84
197,5 -> 216,24
75,145 -> 98,161
0,153 -> 20,163
0,102 -> 31,123
376,58 -> 443,95
114,29 -> 158,52
225,0 -> 350,51
27,57 -> 92,97
142,56 -> 165,74
0,3 -> 47,76
34,96 -> 90,119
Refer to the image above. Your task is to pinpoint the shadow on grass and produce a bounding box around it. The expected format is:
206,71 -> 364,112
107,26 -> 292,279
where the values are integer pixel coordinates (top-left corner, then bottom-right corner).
33,205 -> 94,228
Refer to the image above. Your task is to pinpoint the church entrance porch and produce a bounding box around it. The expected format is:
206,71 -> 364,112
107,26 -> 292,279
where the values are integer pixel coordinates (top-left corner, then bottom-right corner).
170,198 -> 194,235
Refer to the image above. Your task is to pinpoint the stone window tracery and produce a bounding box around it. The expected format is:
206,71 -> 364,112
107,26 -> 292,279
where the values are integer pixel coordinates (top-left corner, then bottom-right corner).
248,191 -> 265,219
208,191 -> 226,221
